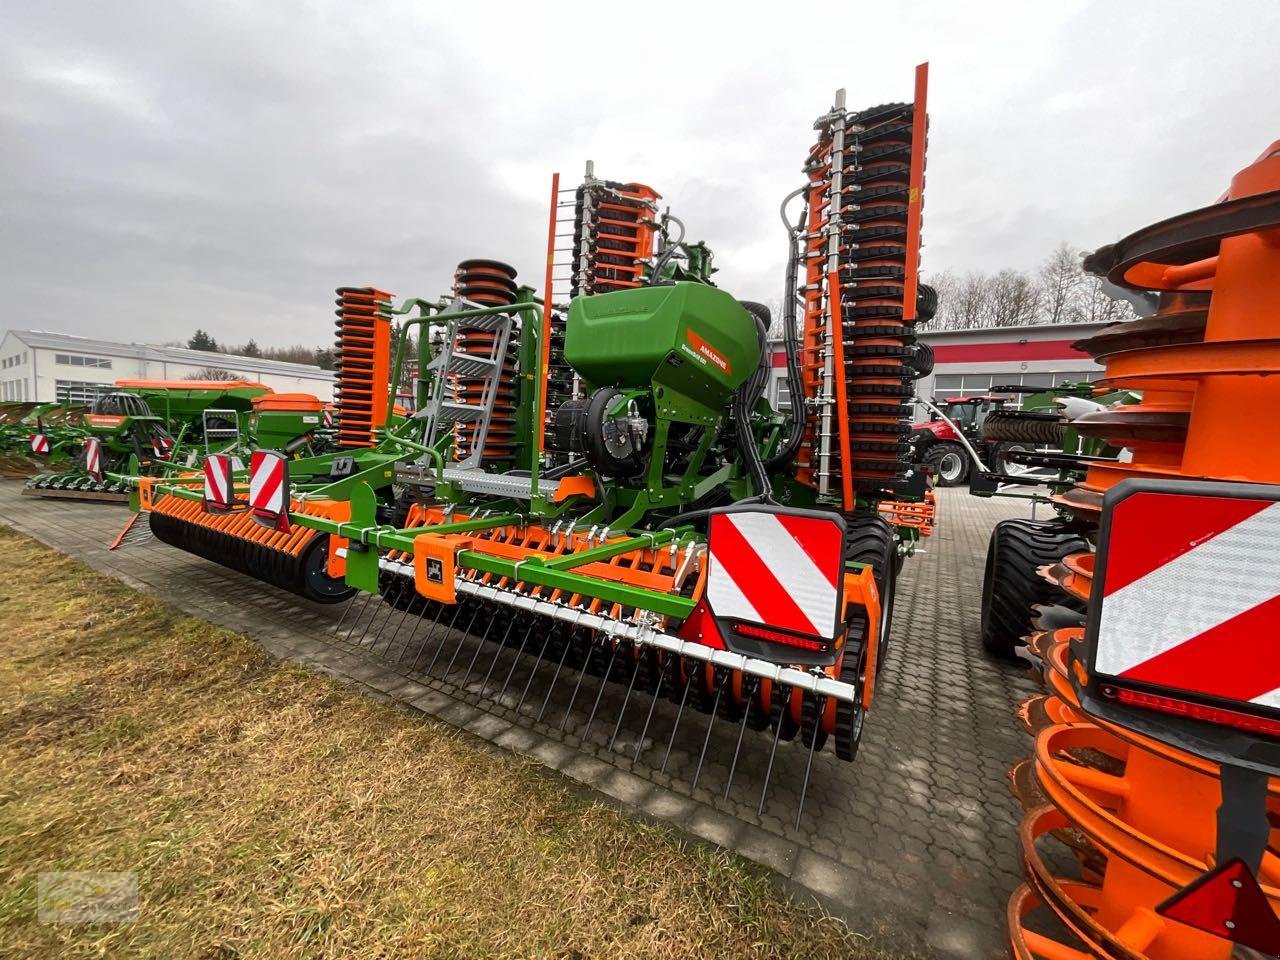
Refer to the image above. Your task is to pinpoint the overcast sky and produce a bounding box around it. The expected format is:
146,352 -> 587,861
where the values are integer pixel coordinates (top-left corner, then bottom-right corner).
3,0 -> 1278,349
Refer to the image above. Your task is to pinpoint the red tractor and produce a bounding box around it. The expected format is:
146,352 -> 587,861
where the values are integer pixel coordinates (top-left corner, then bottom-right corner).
910,392 -> 1071,485
910,395 -> 1005,485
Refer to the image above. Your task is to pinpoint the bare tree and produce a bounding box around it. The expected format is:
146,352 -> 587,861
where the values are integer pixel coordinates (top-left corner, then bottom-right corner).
924,242 -> 1138,332
1039,243 -> 1083,325
951,270 -> 995,329
988,269 -> 1042,327
924,270 -> 959,329
1076,273 -> 1137,324
184,367 -> 240,381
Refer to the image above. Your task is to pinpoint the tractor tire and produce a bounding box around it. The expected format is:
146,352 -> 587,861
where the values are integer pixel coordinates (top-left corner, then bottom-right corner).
916,283 -> 938,325
907,341 -> 934,379
980,519 -> 1089,659
835,514 -> 898,761
983,410 -> 1066,446
990,441 -> 1035,476
923,441 -> 968,486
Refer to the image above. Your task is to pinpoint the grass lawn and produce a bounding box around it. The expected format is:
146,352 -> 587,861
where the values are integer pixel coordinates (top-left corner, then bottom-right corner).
0,526 -> 907,959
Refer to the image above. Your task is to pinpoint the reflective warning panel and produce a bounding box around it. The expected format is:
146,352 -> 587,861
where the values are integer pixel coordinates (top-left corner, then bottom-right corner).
706,507 -> 845,644
1084,479 -> 1280,751
248,450 -> 290,532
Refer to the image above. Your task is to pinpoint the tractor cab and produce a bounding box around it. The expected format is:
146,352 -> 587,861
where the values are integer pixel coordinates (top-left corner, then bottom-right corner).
920,395 -> 1008,442
911,395 -> 1013,486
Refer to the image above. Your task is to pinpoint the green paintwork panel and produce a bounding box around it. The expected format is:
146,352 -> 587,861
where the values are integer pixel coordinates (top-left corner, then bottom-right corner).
342,482 -> 382,594
252,409 -> 323,450
129,384 -> 270,423
564,282 -> 759,404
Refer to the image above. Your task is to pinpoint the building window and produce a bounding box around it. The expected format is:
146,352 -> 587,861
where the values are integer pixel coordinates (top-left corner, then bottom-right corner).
55,380 -> 108,404
54,353 -> 112,369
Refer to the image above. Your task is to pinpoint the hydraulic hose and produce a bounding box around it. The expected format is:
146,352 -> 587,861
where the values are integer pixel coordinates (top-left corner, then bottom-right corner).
647,214 -> 687,284
763,187 -> 808,471
735,302 -> 775,503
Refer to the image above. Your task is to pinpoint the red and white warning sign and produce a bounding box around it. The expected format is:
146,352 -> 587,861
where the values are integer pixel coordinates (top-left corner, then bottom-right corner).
84,437 -> 103,482
202,454 -> 233,514
706,509 -> 843,640
29,434 -> 49,456
1093,485 -> 1280,711
248,450 -> 290,531
152,436 -> 174,459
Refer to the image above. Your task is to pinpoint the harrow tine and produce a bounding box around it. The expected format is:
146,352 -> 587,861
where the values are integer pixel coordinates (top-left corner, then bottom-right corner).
660,668 -> 696,775
394,599 -> 439,666
441,607 -> 484,677
558,634 -> 593,731
758,691 -> 788,816
374,584 -> 413,653
495,621 -> 537,702
331,594 -> 360,637
355,583 -> 401,649
581,641 -> 621,742
607,651 -> 644,752
515,629 -> 554,714
337,592 -> 376,643
416,603 -> 464,674
723,678 -> 760,800
795,694 -> 827,830
381,591 -> 423,659
691,672 -> 727,792
459,615 -> 504,686
477,617 -> 519,696
369,583 -> 410,656
634,657 -> 673,762
538,630 -> 577,724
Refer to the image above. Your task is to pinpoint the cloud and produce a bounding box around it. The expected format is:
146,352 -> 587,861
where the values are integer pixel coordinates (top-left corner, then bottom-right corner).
2,0 -> 1278,348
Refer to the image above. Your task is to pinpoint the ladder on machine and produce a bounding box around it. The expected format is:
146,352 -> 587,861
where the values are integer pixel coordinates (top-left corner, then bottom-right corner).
416,305 -> 514,472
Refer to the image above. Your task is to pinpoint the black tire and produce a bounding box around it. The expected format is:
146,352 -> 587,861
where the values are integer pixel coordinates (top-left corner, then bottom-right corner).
915,283 -> 938,324
388,487 -> 416,528
923,441 -> 968,485
991,441 -> 1034,476
907,340 -> 934,379
983,410 -> 1066,445
980,519 -> 1089,659
835,515 -> 898,761
582,387 -> 646,477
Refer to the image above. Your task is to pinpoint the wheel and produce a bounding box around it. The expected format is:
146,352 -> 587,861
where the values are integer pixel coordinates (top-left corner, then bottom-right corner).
982,410 -> 1066,445
980,519 -> 1089,659
907,341 -> 934,379
923,441 -> 968,486
835,514 -> 898,760
582,387 -> 647,477
991,441 -> 1034,476
915,283 -> 938,324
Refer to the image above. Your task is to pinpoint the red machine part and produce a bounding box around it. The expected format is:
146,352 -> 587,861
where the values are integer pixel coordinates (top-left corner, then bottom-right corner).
1009,143 -> 1280,959
570,181 -> 660,297
795,65 -> 929,505
333,287 -> 393,448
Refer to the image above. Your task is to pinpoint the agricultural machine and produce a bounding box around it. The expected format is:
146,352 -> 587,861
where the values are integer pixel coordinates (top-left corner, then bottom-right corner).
911,382 -> 1115,487
125,67 -> 937,818
25,379 -> 273,501
1002,143 -> 1280,959
0,401 -> 87,476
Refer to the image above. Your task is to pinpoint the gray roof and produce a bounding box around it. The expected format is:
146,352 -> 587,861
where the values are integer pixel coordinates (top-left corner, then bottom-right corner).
2,329 -> 333,380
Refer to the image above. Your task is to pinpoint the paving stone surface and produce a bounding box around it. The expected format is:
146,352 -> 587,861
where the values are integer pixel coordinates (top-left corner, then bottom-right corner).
0,480 -> 1045,959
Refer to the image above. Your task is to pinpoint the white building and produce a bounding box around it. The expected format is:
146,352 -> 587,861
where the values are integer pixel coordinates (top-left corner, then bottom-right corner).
766,320 -> 1110,416
913,321 -> 1108,409
0,330 -> 334,404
